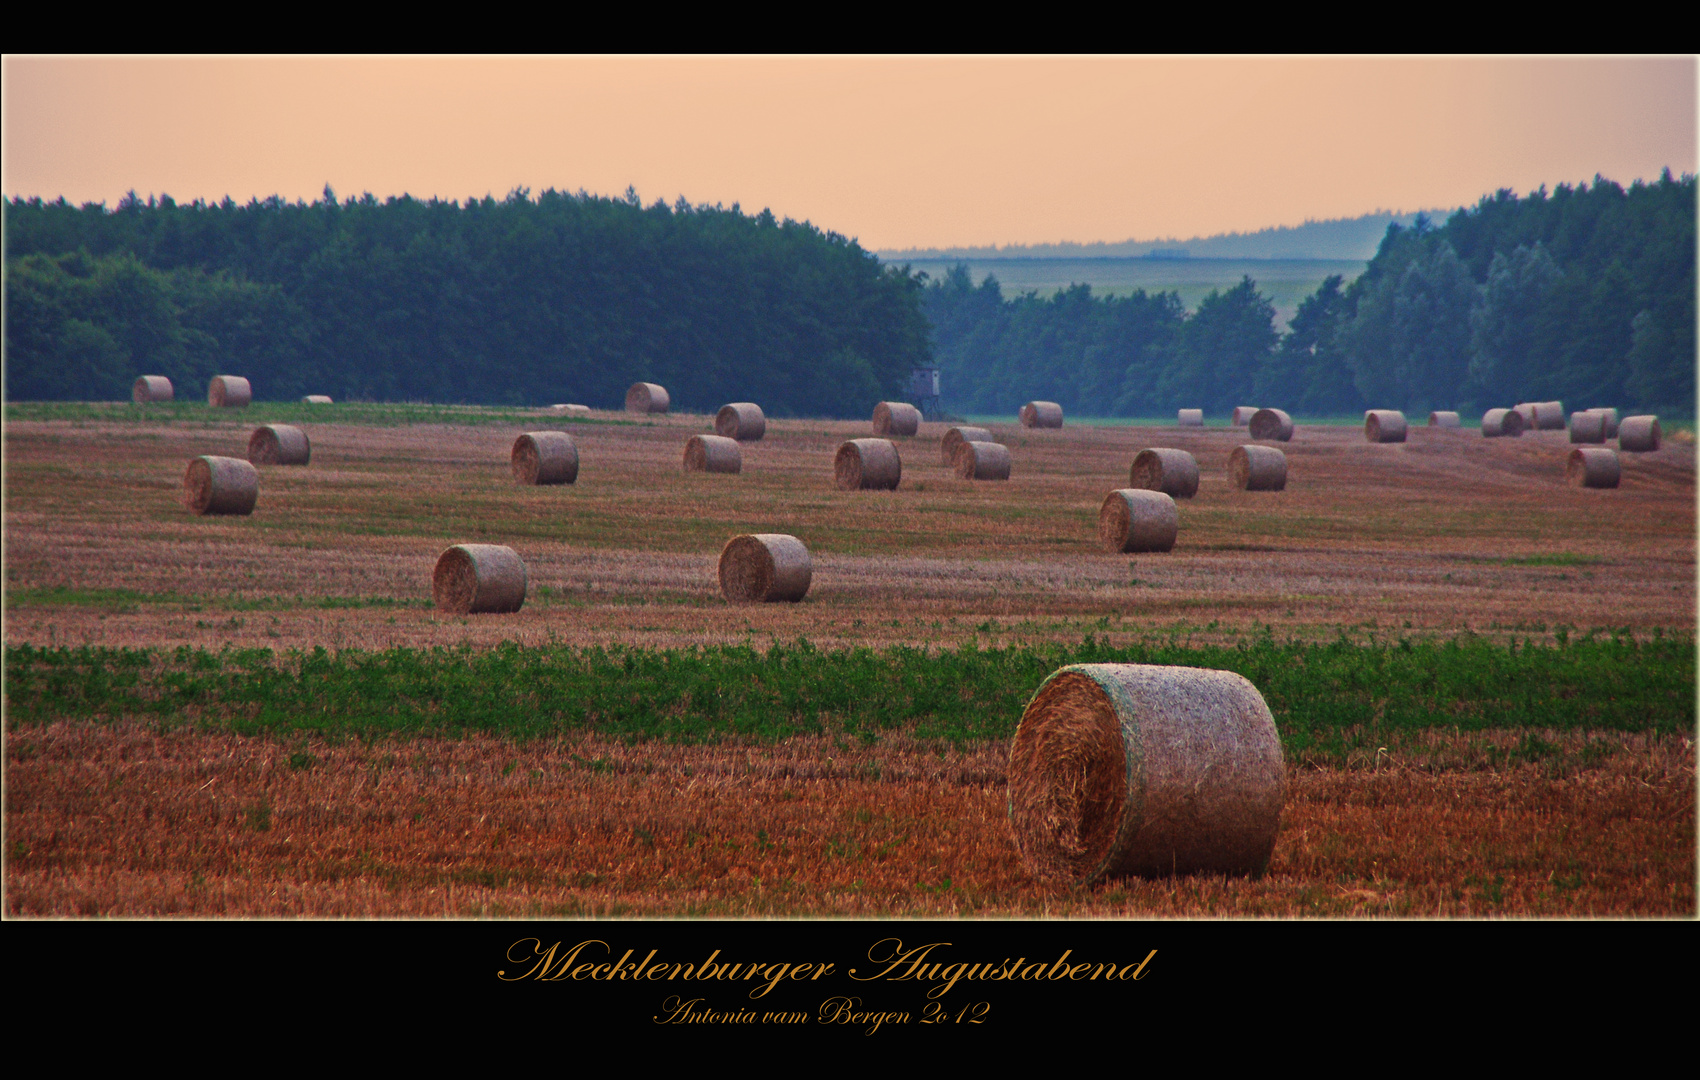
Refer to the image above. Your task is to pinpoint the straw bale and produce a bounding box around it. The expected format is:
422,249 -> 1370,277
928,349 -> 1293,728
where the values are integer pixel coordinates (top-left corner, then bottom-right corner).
871,401 -> 921,437
207,375 -> 252,408
1532,401 -> 1565,430
1566,447 -> 1621,489
1248,408 -> 1293,442
718,533 -> 812,603
1567,410 -> 1607,444
183,456 -> 258,516
1228,445 -> 1287,491
1231,406 -> 1257,426
1513,403 -> 1538,429
432,544 -> 527,614
1098,489 -> 1178,553
1007,663 -> 1284,884
625,382 -> 670,414
684,434 -> 742,474
1428,411 -> 1461,428
940,426 -> 994,466
247,424 -> 311,466
132,376 -> 174,403
302,395 -> 334,404
1481,408 -> 1525,437
715,402 -> 767,441
1618,415 -> 1661,453
1176,409 -> 1204,427
1364,410 -> 1408,443
953,440 -> 1012,480
549,403 -> 591,416
835,439 -> 901,490
511,431 -> 579,484
1587,407 -> 1620,438
1019,401 -> 1064,428
1129,448 -> 1199,498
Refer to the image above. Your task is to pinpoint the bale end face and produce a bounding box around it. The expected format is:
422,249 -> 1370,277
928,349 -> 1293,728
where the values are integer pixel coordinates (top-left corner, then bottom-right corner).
512,431 -> 579,484
1098,489 -> 1178,553
1482,408 -> 1525,437
1566,448 -> 1621,489
183,456 -> 258,516
1248,408 -> 1293,442
835,439 -> 901,490
718,534 -> 812,603
432,544 -> 527,614
1129,448 -> 1199,499
247,424 -> 311,466
715,403 -> 767,441
684,434 -> 742,474
133,376 -> 174,403
1229,445 -> 1287,491
1365,410 -> 1408,443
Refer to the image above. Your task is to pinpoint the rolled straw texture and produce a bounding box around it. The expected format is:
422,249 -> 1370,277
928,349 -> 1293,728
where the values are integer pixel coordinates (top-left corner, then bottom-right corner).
835,439 -> 901,490
718,533 -> 812,603
302,395 -> 334,404
1176,409 -> 1204,427
1428,411 -> 1461,428
1532,401 -> 1565,430
1019,401 -> 1064,428
940,426 -> 993,466
133,376 -> 174,403
1566,448 -> 1621,489
1129,448 -> 1199,499
1229,445 -> 1287,491
183,456 -> 258,516
1481,408 -> 1525,437
512,431 -> 579,485
1513,403 -> 1539,429
1618,415 -> 1661,452
625,382 -> 670,414
953,440 -> 1012,481
684,434 -> 742,474
432,544 -> 527,614
715,402 -> 767,441
1364,410 -> 1408,443
1231,406 -> 1257,426
872,401 -> 921,437
247,424 -> 311,466
1588,407 -> 1620,438
1248,408 -> 1293,442
1098,490 -> 1178,553
208,375 -> 252,408
1007,663 -> 1285,884
1568,411 -> 1607,444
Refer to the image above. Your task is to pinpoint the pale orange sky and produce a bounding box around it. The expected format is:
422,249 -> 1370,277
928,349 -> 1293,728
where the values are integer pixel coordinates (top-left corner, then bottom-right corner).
4,56 -> 1695,250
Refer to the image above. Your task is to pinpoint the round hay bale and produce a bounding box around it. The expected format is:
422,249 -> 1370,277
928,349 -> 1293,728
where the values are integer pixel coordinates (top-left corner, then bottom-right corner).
1007,663 -> 1284,884
1512,403 -> 1539,429
511,431 -> 579,485
1428,411 -> 1461,428
1567,410 -> 1607,444
1588,407 -> 1620,438
207,375 -> 252,408
1098,489 -> 1178,553
718,533 -> 812,603
625,382 -> 670,414
684,434 -> 742,474
940,426 -> 994,466
1618,415 -> 1661,452
1229,445 -> 1287,491
1248,408 -> 1293,442
1481,408 -> 1525,437
1231,406 -> 1257,426
1176,409 -> 1204,427
183,455 -> 258,516
301,394 -> 334,404
715,402 -> 766,441
133,376 -> 174,403
433,544 -> 527,614
835,439 -> 901,490
549,403 -> 590,416
953,440 -> 1012,481
1532,401 -> 1565,430
1019,401 -> 1064,429
871,401 -> 921,437
1364,410 -> 1408,443
1566,447 -> 1621,489
247,424 -> 311,466
1129,448 -> 1199,499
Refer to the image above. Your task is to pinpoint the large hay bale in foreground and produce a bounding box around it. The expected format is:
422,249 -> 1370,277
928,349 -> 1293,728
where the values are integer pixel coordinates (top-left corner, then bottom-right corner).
1566,447 -> 1621,489
1428,411 -> 1461,428
872,401 -> 921,437
1176,409 -> 1203,427
1588,407 -> 1620,438
247,424 -> 311,466
953,440 -> 1011,480
718,533 -> 812,603
1618,415 -> 1661,452
835,439 -> 901,490
1364,410 -> 1408,443
940,426 -> 994,466
1248,408 -> 1293,442
715,402 -> 767,441
207,375 -> 252,408
1098,489 -> 1178,552
133,376 -> 174,403
1231,406 -> 1257,426
512,431 -> 579,484
183,456 -> 258,516
1019,401 -> 1064,428
625,382 -> 670,414
1229,445 -> 1287,491
1481,408 -> 1525,437
1129,448 -> 1199,498
1531,401 -> 1565,430
302,394 -> 334,404
684,434 -> 742,474
1007,663 -> 1284,884
432,544 -> 527,614
1568,410 -> 1607,444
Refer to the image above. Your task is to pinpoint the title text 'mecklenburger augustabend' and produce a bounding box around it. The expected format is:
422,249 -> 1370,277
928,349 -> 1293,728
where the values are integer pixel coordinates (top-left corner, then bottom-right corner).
499,938 -> 1156,999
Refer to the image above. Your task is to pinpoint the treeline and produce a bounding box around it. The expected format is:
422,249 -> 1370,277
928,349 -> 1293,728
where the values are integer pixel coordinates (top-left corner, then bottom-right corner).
923,172 -> 1695,418
4,188 -> 930,416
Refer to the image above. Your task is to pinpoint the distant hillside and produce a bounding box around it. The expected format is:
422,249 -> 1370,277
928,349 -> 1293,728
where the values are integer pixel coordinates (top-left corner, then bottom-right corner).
879,209 -> 1459,263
